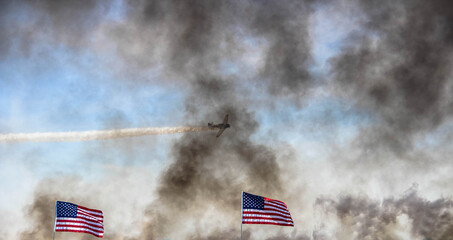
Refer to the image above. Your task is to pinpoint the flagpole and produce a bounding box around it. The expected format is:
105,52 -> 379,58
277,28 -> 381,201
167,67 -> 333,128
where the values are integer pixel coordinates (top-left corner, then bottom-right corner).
241,191 -> 243,240
53,201 -> 57,240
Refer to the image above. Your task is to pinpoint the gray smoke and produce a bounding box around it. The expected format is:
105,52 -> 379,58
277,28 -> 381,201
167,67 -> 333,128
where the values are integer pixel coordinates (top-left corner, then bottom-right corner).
0,0 -> 109,58
0,0 -> 12,59
110,0 -> 316,98
20,192 -> 59,240
316,186 -> 453,239
189,228 -> 251,240
330,0 -> 453,154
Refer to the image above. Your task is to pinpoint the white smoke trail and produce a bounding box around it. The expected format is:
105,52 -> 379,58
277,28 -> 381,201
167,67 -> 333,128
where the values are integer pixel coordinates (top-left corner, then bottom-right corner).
0,126 -> 214,143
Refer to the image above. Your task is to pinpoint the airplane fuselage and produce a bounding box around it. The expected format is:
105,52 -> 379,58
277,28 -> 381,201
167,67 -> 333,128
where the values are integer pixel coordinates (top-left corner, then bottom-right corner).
208,123 -> 230,129
209,114 -> 230,137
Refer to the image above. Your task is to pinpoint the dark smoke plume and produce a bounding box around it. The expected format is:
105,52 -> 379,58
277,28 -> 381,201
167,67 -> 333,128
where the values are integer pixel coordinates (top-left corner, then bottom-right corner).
118,1 -> 320,237
19,178 -> 83,240
115,0 -> 316,98
331,0 -> 453,154
20,192 -> 58,240
248,0 -> 315,97
138,75 -> 285,238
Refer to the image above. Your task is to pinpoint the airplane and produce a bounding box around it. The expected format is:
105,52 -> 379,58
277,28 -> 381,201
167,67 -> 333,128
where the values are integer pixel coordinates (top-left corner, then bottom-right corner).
208,114 -> 230,137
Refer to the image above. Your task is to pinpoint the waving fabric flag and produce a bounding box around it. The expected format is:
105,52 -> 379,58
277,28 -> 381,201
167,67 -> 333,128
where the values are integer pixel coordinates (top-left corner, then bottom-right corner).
242,192 -> 294,226
54,201 -> 104,238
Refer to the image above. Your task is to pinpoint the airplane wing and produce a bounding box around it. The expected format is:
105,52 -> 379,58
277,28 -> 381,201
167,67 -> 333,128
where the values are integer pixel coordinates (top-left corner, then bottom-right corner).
223,114 -> 229,124
216,129 -> 225,138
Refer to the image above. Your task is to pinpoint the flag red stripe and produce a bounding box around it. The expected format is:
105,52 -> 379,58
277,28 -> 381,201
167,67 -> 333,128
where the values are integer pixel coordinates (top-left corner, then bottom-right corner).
242,209 -> 293,222
78,210 -> 103,220
243,210 -> 292,218
55,217 -> 103,227
55,229 -> 103,238
78,205 -> 103,214
77,213 -> 103,223
242,212 -> 293,220
56,225 -> 104,233
242,222 -> 294,226
56,219 -> 104,229
55,224 -> 103,233
242,218 -> 294,224
266,201 -> 287,210
267,201 -> 286,208
263,206 -> 292,216
78,208 -> 103,218
265,205 -> 287,213
242,213 -> 293,221
264,198 -> 286,205
243,216 -> 293,222
264,206 -> 290,215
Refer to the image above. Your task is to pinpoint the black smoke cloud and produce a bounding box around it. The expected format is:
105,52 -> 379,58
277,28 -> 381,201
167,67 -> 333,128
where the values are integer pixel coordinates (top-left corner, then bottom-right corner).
331,0 -> 453,154
316,187 -> 453,239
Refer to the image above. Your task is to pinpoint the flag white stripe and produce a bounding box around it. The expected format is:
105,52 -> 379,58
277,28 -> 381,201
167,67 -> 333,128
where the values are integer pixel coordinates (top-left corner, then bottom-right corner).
266,199 -> 286,204
266,201 -> 287,210
55,221 -> 104,232
77,213 -> 103,223
56,217 -> 103,227
77,212 -> 103,223
266,199 -> 285,204
78,208 -> 103,218
243,209 -> 292,218
242,213 -> 293,222
244,209 -> 291,217
242,219 -> 294,225
55,226 -> 104,236
243,211 -> 292,219
264,205 -> 290,213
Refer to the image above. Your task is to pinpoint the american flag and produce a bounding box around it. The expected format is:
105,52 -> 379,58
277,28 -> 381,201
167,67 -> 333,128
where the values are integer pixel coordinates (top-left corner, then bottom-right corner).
242,192 -> 294,226
54,201 -> 104,238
